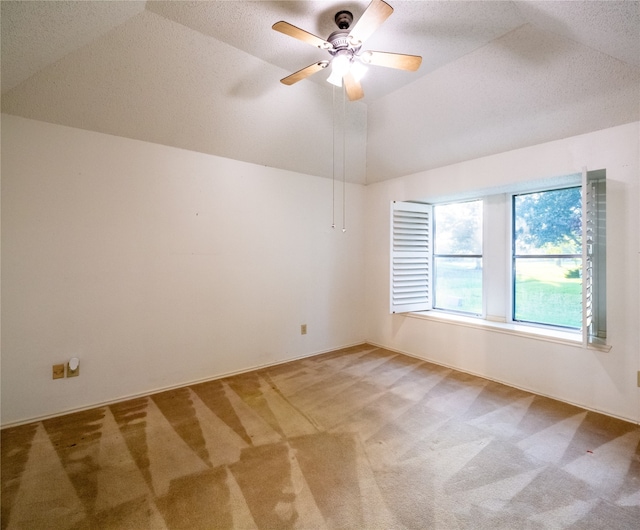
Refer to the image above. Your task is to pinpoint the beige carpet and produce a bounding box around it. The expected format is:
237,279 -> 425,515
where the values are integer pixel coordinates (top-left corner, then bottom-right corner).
2,344 -> 639,529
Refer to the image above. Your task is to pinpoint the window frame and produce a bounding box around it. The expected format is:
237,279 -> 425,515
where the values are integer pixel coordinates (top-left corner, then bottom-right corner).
509,185 -> 583,331
432,199 -> 484,316
390,170 -> 607,349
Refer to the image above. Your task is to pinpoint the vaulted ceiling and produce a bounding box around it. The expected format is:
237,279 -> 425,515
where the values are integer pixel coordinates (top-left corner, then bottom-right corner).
2,1 -> 639,184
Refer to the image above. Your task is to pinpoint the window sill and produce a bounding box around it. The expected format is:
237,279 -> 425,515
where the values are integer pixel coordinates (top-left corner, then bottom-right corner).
408,311 -> 612,352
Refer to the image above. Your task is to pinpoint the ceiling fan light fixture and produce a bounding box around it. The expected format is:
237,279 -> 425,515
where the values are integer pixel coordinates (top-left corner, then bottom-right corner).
327,50 -> 352,86
332,51 -> 351,76
327,69 -> 343,87
351,61 -> 368,82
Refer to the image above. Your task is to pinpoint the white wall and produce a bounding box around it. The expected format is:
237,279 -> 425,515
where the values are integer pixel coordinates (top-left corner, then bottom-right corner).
3,115 -> 638,427
365,122 -> 640,423
1,114 -> 366,426
1,9 -> 369,185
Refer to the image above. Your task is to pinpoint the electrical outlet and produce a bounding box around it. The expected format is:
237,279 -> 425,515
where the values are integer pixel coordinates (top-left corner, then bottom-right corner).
67,358 -> 80,378
52,364 -> 65,379
301,324 -> 307,335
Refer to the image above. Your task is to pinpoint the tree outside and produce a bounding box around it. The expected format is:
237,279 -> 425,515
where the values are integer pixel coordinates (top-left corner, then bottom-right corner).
432,188 -> 583,328
513,187 -> 582,329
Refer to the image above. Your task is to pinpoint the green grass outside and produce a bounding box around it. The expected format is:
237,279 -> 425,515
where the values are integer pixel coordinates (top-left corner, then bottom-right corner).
514,259 -> 581,328
433,259 -> 482,314
435,259 -> 582,328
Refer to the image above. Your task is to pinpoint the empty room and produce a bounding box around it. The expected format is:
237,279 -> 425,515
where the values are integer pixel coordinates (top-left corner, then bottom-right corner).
1,1 -> 639,528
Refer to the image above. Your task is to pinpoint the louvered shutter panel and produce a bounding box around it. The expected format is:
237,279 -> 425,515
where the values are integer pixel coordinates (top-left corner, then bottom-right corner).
584,177 -> 595,337
390,201 -> 432,313
582,169 -> 606,345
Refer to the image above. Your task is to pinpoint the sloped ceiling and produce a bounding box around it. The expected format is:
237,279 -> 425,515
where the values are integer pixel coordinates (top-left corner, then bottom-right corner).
2,1 -> 639,184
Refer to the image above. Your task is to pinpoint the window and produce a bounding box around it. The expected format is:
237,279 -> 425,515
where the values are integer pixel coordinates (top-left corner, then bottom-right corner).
390,170 -> 606,346
512,187 -> 582,329
433,200 -> 483,315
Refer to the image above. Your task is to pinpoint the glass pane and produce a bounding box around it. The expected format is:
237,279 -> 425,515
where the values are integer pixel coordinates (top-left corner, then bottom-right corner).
434,257 -> 482,314
434,200 -> 482,255
514,257 -> 582,329
514,187 -> 581,255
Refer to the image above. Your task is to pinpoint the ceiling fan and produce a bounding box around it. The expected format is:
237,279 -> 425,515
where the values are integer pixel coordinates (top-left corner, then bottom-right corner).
272,0 -> 422,101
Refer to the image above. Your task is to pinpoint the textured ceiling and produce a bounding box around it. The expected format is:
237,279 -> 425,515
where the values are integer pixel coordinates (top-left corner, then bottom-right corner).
2,1 -> 639,184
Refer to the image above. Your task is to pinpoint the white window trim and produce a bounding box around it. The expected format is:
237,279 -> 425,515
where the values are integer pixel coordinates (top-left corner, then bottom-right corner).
391,171 -> 609,351
408,310 -> 611,352
506,182 -> 583,331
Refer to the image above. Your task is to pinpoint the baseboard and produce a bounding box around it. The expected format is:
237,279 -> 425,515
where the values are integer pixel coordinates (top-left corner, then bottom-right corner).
366,341 -> 640,426
10,340 -> 633,429
1,341 -> 367,430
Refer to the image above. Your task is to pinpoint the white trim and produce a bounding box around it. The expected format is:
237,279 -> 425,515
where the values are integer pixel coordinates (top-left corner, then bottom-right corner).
582,166 -> 589,347
407,310 -> 611,351
0,341 -> 367,430
418,172 -> 582,205
506,191 -> 515,324
366,340 -> 632,425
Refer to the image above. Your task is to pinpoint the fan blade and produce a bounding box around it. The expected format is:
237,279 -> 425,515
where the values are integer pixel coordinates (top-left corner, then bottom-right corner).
343,72 -> 364,101
360,51 -> 422,71
281,61 -> 329,85
348,0 -> 393,46
272,21 -> 331,49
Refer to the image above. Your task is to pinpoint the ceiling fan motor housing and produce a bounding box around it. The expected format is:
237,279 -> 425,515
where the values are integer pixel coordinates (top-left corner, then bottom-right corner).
328,30 -> 352,52
328,31 -> 362,63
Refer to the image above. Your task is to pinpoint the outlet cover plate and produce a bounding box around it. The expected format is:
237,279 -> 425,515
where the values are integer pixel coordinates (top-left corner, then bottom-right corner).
52,364 -> 65,379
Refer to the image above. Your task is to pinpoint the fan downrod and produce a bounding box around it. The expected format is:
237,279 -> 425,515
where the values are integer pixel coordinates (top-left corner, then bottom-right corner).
334,10 -> 353,30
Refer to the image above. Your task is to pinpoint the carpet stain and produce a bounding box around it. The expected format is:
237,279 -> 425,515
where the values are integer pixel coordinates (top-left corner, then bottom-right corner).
2,344 -> 639,529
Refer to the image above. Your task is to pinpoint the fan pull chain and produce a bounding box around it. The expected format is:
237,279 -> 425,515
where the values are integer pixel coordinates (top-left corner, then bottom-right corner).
342,83 -> 347,233
331,85 -> 336,229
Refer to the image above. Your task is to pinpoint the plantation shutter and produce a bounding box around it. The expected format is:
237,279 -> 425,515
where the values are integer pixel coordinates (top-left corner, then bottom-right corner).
582,169 -> 607,346
390,201 -> 432,313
